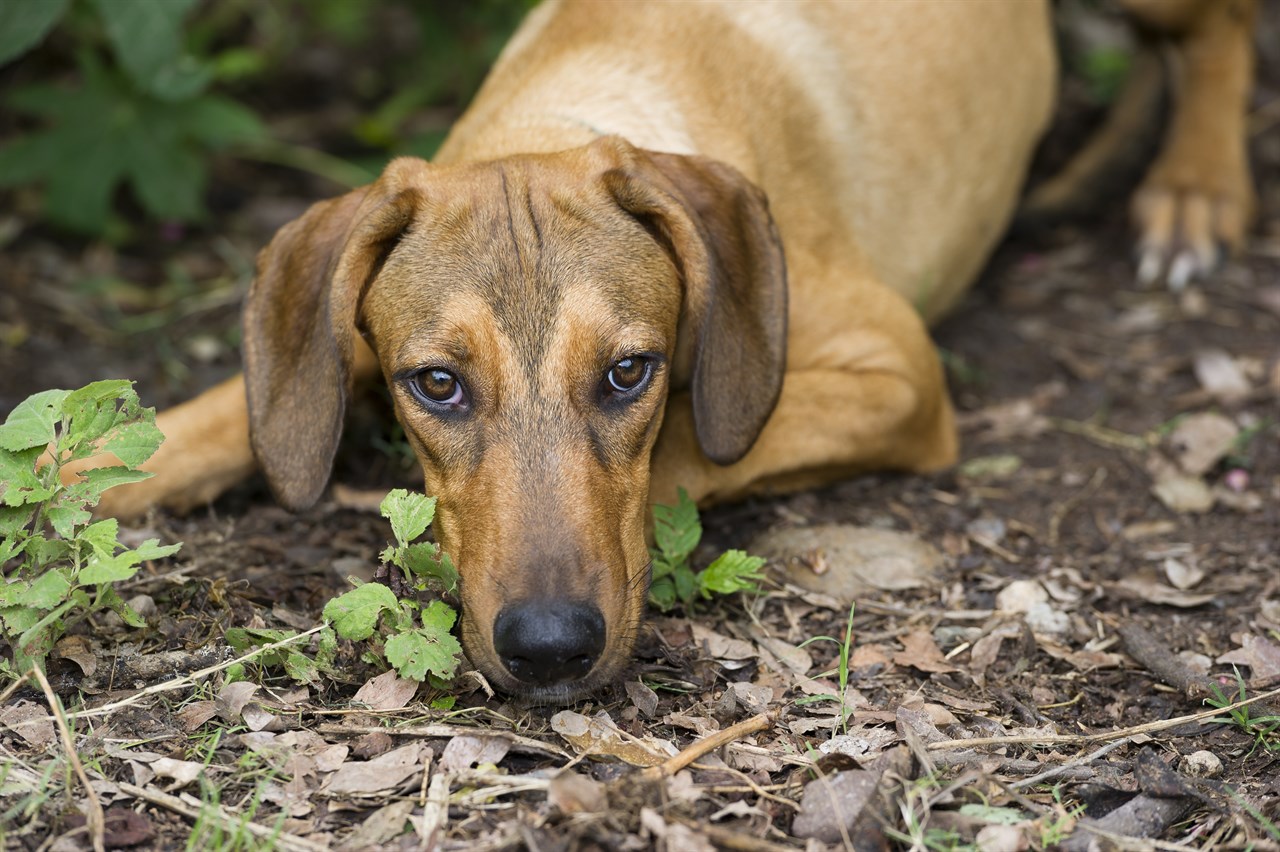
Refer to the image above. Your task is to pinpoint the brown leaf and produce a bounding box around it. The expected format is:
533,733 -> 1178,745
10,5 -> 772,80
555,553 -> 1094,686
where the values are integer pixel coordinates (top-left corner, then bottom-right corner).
547,771 -> 607,815
625,680 -> 659,718
1168,413 -> 1239,475
1110,576 -> 1217,608
438,734 -> 510,772
753,525 -> 943,604
353,670 -> 419,711
217,681 -> 259,721
893,630 -> 958,673
550,710 -> 674,766
325,742 -> 427,796
54,635 -> 97,676
176,700 -> 219,732
351,730 -> 395,760
1193,349 -> 1250,403
0,701 -> 54,748
1217,635 -> 1280,687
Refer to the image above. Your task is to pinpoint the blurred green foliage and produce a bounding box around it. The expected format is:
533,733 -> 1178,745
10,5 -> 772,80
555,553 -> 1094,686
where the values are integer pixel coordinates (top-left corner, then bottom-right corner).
0,0 -> 532,239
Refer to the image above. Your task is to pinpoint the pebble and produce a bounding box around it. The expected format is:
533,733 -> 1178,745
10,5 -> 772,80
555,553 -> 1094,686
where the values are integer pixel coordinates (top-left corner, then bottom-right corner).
1179,750 -> 1223,778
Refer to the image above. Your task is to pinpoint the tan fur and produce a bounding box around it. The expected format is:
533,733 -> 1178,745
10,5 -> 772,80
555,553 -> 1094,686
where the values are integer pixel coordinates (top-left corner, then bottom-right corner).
66,0 -> 1254,700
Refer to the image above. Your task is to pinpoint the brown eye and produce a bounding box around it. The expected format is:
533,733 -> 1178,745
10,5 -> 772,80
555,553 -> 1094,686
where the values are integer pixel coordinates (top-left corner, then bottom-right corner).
410,368 -> 465,408
605,356 -> 651,395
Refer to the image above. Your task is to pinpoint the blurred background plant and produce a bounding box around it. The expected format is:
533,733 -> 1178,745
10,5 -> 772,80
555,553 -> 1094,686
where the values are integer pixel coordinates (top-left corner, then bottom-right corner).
0,0 -> 532,242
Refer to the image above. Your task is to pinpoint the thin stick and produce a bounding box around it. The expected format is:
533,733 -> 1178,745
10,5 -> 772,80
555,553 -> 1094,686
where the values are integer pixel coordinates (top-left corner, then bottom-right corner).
1009,737 -> 1132,790
116,782 -> 326,852
317,722 -> 569,759
30,665 -> 104,852
69,624 -> 327,720
641,713 -> 771,781
927,684 -> 1280,751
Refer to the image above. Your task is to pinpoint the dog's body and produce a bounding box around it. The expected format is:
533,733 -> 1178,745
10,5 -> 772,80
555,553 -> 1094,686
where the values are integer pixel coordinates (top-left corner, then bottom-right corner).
78,0 -> 1256,700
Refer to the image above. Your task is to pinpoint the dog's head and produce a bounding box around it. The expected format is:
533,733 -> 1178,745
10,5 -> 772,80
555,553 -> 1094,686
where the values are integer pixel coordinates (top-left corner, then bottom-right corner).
242,136 -> 785,701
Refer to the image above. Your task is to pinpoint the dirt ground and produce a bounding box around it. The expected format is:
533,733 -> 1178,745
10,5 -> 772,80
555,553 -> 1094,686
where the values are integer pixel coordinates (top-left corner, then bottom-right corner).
2,5 -> 1280,851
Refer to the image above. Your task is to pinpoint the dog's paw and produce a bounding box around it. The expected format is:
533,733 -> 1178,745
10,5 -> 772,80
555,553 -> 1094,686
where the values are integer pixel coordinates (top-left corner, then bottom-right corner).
1131,168 -> 1253,291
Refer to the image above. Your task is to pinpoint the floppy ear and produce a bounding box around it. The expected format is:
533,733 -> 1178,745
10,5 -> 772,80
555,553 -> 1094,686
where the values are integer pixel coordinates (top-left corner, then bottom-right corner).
242,159 -> 427,510
602,140 -> 788,464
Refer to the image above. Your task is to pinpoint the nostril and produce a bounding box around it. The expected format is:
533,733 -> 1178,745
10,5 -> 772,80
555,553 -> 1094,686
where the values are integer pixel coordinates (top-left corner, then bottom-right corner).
493,600 -> 606,686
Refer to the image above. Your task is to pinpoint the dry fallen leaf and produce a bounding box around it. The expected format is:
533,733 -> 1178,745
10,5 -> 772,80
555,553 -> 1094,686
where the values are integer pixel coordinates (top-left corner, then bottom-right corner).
0,702 -> 54,749
550,710 -> 675,766
625,680 -> 660,719
151,757 -> 207,788
217,681 -> 259,721
325,742 -> 428,796
1168,412 -> 1239,475
1217,634 -> 1280,688
548,771 -> 607,815
1110,576 -> 1217,608
176,700 -> 219,732
1151,469 -> 1215,514
753,524 -> 943,604
1163,557 -> 1206,590
893,630 -> 958,674
1193,349 -> 1251,404
438,734 -> 510,772
353,669 -> 419,711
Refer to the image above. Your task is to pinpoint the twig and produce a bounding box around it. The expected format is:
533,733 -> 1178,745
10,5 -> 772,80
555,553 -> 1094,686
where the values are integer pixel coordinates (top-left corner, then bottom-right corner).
1050,418 -> 1149,452
69,624 -> 327,721
30,665 -> 104,852
640,713 -> 772,780
0,668 -> 31,706
116,782 -> 326,852
927,684 -> 1280,751
1009,737 -> 1132,790
316,722 -> 569,759
1049,466 -> 1107,547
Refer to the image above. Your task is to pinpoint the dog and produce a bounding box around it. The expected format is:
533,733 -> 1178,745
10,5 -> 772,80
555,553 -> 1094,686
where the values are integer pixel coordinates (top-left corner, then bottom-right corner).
74,0 -> 1256,702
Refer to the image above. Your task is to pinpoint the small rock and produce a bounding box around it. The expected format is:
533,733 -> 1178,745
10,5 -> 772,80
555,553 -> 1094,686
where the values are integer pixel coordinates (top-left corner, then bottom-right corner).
996,580 -> 1048,613
976,823 -> 1029,852
1024,602 -> 1070,636
1179,750 -> 1222,778
791,770 -> 878,842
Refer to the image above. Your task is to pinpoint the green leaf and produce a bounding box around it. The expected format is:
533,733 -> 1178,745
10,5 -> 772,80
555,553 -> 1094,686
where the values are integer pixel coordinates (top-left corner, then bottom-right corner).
46,501 -> 91,540
79,538 -> 179,584
386,613 -> 462,681
648,576 -> 676,612
77,518 -> 121,560
88,0 -> 210,100
0,446 -> 53,507
97,585 -> 146,628
0,388 -> 67,451
698,550 -> 765,598
652,487 -> 700,567
101,419 -> 164,468
401,542 -> 458,594
380,489 -> 436,545
176,95 -> 263,146
0,570 -> 71,609
0,0 -> 71,66
323,583 -> 398,641
68,466 -> 153,505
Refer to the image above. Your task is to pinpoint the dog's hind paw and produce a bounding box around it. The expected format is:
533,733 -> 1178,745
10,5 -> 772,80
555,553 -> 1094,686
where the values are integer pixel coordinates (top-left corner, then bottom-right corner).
1131,163 -> 1253,291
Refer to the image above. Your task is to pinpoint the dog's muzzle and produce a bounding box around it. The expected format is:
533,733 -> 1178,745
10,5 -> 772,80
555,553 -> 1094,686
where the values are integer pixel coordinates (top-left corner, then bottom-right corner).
492,599 -> 606,687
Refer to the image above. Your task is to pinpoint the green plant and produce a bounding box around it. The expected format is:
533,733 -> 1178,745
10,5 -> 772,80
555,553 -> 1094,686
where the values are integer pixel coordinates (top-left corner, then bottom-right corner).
187,775 -> 285,852
0,0 -> 262,235
1206,668 -> 1280,756
323,489 -> 462,682
0,381 -> 181,674
648,487 -> 765,611
796,603 -> 857,736
1037,784 -> 1085,847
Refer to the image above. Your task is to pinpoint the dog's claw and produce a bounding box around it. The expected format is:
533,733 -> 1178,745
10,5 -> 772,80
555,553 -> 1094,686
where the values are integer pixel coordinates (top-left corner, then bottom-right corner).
1131,184 -> 1248,291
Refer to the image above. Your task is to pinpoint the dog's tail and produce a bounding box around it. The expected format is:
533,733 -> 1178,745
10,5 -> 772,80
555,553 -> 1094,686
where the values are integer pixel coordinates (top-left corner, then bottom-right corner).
1015,43 -> 1167,232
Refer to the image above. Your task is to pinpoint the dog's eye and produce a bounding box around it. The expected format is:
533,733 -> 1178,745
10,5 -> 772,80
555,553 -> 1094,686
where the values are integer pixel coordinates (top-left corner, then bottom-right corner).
409,368 -> 466,408
604,356 -> 651,395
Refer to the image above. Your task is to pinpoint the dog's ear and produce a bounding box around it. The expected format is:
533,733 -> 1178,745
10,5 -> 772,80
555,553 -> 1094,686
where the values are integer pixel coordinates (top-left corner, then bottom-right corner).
604,142 -> 787,464
242,160 -> 426,510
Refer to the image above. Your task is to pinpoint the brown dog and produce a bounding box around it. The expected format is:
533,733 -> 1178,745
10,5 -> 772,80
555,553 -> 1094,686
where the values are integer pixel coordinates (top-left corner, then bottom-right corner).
77,0 -> 1255,702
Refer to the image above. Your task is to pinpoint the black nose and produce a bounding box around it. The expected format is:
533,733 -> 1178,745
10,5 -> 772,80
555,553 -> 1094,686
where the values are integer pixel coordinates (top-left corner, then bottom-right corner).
493,600 -> 606,686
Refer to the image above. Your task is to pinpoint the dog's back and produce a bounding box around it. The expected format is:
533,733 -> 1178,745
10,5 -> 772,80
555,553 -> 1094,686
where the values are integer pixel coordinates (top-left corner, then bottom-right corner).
439,0 -> 1057,322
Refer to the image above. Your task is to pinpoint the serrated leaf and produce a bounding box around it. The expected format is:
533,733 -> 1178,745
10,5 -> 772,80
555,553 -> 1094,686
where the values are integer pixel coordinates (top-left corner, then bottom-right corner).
101,419 -> 164,468
68,466 -> 153,504
385,624 -> 462,681
46,501 -> 92,539
419,599 -> 457,633
401,542 -> 458,594
0,570 -> 71,609
283,651 -> 321,684
0,389 -> 67,451
78,518 -> 121,561
0,0 -> 71,66
323,582 -> 398,641
380,489 -> 436,545
0,446 -> 52,507
78,537 -> 177,585
698,550 -> 765,597
652,487 -> 700,566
